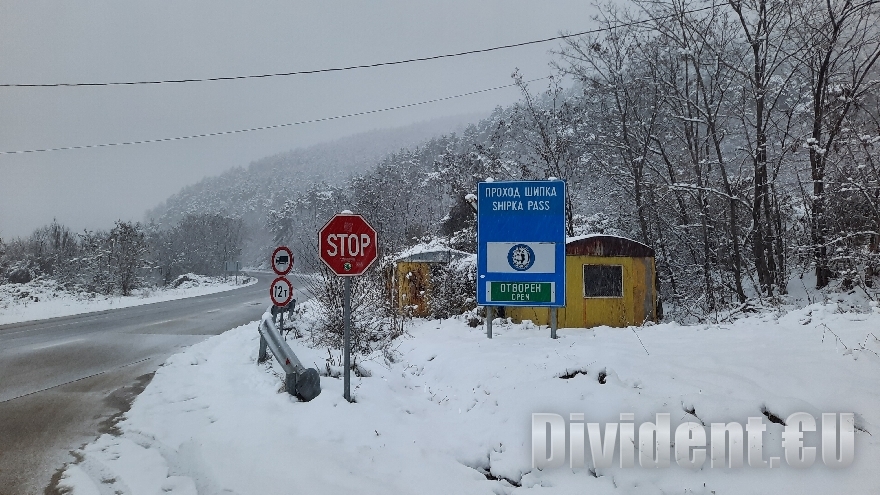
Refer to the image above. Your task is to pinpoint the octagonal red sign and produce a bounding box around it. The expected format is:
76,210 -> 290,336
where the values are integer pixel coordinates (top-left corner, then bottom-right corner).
319,213 -> 378,276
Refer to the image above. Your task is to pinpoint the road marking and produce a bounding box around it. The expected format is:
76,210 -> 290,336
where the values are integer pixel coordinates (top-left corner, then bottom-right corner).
1,313 -> 116,336
30,338 -> 86,351
142,318 -> 183,327
0,357 -> 154,404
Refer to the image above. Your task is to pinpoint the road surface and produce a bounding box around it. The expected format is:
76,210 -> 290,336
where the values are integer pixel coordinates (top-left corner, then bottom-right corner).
0,272 -> 312,495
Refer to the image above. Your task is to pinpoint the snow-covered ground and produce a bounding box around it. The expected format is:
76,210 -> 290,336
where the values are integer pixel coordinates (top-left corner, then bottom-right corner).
0,274 -> 257,325
58,300 -> 880,494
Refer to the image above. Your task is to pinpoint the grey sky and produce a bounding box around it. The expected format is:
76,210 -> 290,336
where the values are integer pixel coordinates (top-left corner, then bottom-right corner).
0,1 -> 599,239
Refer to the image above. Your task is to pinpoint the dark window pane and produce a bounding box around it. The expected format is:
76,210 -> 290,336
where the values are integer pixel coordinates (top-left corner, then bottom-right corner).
583,264 -> 623,298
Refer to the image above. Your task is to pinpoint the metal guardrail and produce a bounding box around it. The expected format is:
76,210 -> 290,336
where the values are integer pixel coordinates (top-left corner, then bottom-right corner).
258,311 -> 321,401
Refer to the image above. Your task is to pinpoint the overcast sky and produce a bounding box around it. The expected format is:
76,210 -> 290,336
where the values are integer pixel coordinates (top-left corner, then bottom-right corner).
0,1 -> 600,239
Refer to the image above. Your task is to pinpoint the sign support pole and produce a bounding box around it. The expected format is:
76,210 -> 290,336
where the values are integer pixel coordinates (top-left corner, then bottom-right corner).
343,277 -> 352,402
550,307 -> 558,339
318,211 -> 378,402
486,306 -> 493,339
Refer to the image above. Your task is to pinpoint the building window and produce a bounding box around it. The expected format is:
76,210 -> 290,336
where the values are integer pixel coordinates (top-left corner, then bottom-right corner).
583,264 -> 623,298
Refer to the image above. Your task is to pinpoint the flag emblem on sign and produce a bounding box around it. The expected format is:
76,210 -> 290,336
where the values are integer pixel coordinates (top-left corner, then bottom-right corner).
508,244 -> 535,271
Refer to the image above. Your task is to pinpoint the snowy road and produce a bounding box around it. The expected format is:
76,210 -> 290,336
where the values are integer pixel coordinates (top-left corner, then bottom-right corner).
0,272 -> 311,495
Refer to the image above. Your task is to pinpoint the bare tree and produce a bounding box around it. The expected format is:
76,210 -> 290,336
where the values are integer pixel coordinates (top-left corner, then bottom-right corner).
721,0 -> 803,295
508,71 -> 584,236
790,0 -> 880,288
108,220 -> 149,296
555,16 -> 662,246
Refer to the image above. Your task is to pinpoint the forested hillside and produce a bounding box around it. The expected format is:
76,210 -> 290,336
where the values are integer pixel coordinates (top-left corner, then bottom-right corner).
258,0 -> 880,321
143,114 -> 480,259
4,0 -> 879,323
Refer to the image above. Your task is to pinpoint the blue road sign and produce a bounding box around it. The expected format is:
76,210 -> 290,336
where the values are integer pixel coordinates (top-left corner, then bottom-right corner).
477,180 -> 566,307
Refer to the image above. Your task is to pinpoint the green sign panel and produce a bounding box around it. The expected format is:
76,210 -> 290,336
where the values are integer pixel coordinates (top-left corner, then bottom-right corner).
487,281 -> 555,303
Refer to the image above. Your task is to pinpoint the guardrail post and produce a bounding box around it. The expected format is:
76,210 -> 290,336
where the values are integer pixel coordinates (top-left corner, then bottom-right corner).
258,334 -> 268,362
285,372 -> 297,395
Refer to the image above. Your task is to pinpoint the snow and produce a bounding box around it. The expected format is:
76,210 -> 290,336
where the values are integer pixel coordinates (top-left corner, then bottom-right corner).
391,239 -> 473,263
58,302 -> 880,494
393,238 -> 455,259
0,274 -> 257,325
565,233 -> 648,247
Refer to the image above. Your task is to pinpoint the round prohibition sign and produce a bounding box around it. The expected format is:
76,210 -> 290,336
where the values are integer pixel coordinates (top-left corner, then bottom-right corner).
271,246 -> 293,276
270,277 -> 294,307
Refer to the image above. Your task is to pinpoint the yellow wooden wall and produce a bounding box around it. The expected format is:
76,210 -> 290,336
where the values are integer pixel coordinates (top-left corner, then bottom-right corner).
507,256 -> 656,328
396,261 -> 432,317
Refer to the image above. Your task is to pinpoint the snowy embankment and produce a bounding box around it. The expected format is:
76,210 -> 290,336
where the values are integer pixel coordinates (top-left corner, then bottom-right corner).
59,301 -> 880,494
0,274 -> 257,325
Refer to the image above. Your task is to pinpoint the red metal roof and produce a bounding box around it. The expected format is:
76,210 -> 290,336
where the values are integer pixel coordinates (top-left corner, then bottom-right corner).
565,234 -> 654,257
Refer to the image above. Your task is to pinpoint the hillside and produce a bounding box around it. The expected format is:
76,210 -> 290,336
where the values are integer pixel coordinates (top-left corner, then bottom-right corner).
144,113 -> 483,229
140,0 -> 880,319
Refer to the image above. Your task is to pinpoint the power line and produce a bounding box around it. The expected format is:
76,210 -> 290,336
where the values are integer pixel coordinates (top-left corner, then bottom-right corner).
0,77 -> 546,155
0,5 -> 716,88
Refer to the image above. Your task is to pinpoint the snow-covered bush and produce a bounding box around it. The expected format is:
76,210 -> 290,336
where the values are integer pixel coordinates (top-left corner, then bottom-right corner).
298,250 -> 407,356
427,254 -> 477,319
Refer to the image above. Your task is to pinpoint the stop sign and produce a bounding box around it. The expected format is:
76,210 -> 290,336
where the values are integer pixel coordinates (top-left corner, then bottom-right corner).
319,212 -> 378,276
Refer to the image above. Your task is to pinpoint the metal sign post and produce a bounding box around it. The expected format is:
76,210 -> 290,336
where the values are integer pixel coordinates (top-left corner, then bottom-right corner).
225,260 -> 241,283
477,180 -> 567,339
270,246 -> 295,334
343,277 -> 352,401
318,211 -> 378,403
259,246 -> 320,401
270,299 -> 296,327
486,306 -> 493,339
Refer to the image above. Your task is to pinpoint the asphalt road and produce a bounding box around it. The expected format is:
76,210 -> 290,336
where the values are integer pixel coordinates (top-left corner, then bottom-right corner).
0,272 -> 311,495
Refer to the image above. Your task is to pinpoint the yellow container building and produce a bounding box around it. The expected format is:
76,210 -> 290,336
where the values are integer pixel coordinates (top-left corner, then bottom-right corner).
507,235 -> 658,328
392,247 -> 472,317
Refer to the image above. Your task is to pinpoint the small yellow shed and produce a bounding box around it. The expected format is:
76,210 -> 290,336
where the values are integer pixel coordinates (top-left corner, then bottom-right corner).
393,247 -> 472,317
508,235 -> 657,328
